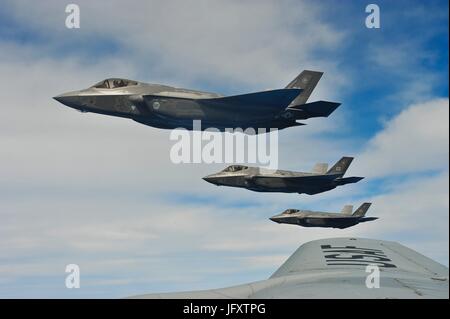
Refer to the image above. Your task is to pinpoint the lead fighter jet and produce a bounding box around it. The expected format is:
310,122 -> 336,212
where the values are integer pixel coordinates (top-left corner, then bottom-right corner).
53,70 -> 340,131
270,203 -> 376,229
203,157 -> 364,195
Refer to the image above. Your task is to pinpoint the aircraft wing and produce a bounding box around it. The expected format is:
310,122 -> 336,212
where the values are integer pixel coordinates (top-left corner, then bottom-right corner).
128,237 -> 448,299
250,174 -> 337,187
199,89 -> 302,113
253,174 -> 336,181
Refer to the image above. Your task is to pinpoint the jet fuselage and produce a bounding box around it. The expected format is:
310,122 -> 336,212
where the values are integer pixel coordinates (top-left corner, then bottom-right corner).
54,79 -> 303,131
270,210 -> 378,229
203,164 -> 364,195
54,71 -> 341,132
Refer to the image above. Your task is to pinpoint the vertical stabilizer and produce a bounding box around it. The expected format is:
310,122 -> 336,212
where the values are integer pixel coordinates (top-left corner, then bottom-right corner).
352,203 -> 372,217
327,157 -> 354,176
285,70 -> 323,105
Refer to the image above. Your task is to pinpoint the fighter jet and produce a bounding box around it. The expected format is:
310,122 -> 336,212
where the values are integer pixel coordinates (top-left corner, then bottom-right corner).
53,70 -> 340,132
203,157 -> 364,195
129,237 -> 449,299
270,203 -> 377,229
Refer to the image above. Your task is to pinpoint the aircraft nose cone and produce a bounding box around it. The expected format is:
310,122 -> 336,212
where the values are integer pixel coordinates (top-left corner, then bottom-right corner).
53,92 -> 81,109
202,175 -> 217,184
53,94 -> 71,104
53,95 -> 65,104
269,215 -> 282,223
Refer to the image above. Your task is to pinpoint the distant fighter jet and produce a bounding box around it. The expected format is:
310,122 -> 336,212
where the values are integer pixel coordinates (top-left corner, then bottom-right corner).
270,203 -> 376,229
53,70 -> 340,131
129,237 -> 449,299
203,157 -> 364,195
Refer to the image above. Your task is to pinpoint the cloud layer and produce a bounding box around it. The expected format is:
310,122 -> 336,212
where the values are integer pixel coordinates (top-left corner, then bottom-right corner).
0,0 -> 448,298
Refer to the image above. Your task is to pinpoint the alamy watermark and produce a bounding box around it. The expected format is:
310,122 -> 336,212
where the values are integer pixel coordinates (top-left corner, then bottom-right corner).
365,4 -> 381,29
65,264 -> 80,289
65,4 -> 80,29
169,120 -> 279,169
365,265 -> 380,288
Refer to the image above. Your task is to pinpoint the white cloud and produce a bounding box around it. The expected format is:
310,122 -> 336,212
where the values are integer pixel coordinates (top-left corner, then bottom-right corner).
0,4 -> 352,296
3,0 -> 346,91
350,171 -> 449,258
353,98 -> 449,177
0,0 -> 448,298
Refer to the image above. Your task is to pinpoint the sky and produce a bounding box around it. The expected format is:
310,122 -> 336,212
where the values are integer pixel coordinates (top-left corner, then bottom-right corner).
0,0 -> 448,298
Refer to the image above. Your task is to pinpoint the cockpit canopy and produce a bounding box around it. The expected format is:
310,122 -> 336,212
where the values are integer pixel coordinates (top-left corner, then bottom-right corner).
284,209 -> 300,215
92,78 -> 138,89
222,165 -> 249,173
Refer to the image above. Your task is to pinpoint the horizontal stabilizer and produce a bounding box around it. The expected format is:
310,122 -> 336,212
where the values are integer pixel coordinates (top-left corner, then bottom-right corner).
204,89 -> 301,111
334,176 -> 364,185
287,101 -> 341,120
359,217 -> 378,222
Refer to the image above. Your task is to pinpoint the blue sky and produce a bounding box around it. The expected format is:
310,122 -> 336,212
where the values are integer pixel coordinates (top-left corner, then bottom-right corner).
0,0 -> 448,298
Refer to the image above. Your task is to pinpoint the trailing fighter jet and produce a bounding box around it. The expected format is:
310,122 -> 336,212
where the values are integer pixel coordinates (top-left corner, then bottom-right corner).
202,157 -> 364,195
53,70 -> 340,131
129,237 -> 449,299
270,203 -> 377,229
